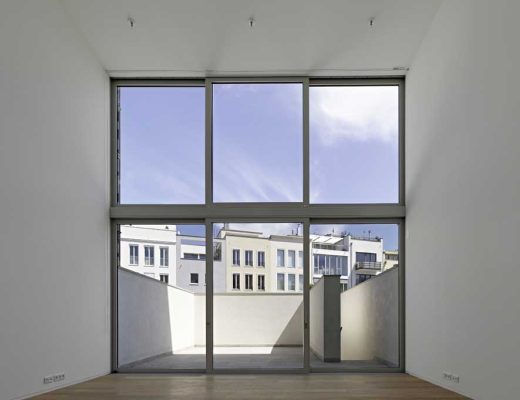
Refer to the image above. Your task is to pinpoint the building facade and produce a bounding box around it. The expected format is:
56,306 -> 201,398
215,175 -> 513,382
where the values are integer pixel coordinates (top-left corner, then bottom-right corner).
120,225 -> 177,284
120,225 -> 395,294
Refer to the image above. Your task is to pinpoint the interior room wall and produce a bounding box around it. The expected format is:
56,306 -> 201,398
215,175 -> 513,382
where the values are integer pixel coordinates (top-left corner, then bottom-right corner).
406,1 -> 520,399
0,1 -> 110,399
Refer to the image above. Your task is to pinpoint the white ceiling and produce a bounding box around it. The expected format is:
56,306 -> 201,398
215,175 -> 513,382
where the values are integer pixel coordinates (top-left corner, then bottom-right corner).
60,0 -> 441,77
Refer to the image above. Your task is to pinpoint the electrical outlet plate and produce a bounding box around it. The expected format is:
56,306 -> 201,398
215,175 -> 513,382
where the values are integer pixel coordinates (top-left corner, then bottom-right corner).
442,371 -> 459,383
43,373 -> 65,384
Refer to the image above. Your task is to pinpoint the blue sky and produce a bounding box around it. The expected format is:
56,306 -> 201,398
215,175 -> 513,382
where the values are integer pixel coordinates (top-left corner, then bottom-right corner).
120,84 -> 399,248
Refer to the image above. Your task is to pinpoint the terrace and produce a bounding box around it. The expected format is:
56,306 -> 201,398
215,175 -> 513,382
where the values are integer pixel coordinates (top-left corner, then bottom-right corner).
117,265 -> 399,371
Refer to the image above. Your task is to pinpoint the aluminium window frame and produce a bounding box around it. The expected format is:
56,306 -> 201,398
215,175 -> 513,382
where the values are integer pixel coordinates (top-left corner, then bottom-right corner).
110,77 -> 405,375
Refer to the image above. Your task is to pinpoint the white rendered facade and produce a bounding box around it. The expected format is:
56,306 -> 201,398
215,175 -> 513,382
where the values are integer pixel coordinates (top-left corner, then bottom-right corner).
383,250 -> 399,271
270,235 -> 305,292
311,234 -> 386,290
120,225 -> 177,284
120,225 -> 391,293
217,229 -> 271,293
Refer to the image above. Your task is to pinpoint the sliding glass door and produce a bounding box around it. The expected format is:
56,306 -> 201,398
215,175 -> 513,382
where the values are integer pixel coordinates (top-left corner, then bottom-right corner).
112,77 -> 404,373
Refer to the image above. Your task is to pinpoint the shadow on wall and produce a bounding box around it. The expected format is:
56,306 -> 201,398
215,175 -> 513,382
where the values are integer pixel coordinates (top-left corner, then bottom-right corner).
274,300 -> 304,347
118,266 -> 398,367
340,266 -> 399,366
118,268 -> 173,366
212,293 -> 303,347
119,269 -> 306,367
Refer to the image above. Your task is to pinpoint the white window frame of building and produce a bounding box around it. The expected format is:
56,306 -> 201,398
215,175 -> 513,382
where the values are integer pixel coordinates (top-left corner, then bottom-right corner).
112,78 -> 405,374
257,251 -> 265,267
277,273 -> 285,291
129,244 -> 139,265
232,273 -> 240,290
144,245 -> 154,266
160,274 -> 169,284
245,250 -> 253,267
245,274 -> 253,290
288,273 -> 296,291
257,274 -> 265,291
288,250 -> 296,268
298,250 -> 303,268
298,274 -> 304,291
232,249 -> 240,266
160,246 -> 169,267
190,273 -> 199,285
277,249 -> 285,267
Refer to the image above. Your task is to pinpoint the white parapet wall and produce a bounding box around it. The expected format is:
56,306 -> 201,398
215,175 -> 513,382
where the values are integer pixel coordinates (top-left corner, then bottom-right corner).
340,266 -> 399,365
195,293 -> 303,347
119,268 -> 304,365
118,268 -> 195,366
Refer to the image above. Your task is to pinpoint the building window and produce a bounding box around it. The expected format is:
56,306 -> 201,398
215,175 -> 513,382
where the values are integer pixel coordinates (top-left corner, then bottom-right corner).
119,87 -> 205,204
129,245 -> 139,265
257,251 -> 265,267
232,249 -> 240,266
313,254 -> 348,276
184,252 -> 204,260
277,273 -> 285,291
190,273 -> 199,285
213,242 -> 222,261
277,249 -> 285,267
245,274 -> 253,290
160,247 -> 169,267
245,250 -> 253,266
310,85 -> 399,204
288,250 -> 296,268
232,273 -> 240,290
356,252 -> 377,263
298,274 -> 304,291
213,83 -> 303,202
288,274 -> 296,291
257,275 -> 265,291
357,274 -> 371,285
144,246 -> 154,266
298,250 -> 303,268
160,274 -> 169,284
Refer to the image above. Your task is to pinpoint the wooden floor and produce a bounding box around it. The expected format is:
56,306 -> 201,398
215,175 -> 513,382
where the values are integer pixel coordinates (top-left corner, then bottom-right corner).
30,374 -> 470,400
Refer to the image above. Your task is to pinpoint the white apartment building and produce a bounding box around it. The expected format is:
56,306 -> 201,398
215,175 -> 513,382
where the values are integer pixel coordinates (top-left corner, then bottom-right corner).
270,235 -> 304,292
120,225 -> 177,284
175,235 -> 227,293
311,233 -> 385,290
384,250 -> 399,271
217,228 -> 271,293
120,225 -> 390,293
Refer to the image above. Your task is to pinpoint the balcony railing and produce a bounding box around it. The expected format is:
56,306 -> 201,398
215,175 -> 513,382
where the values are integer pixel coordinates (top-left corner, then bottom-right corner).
312,243 -> 348,251
355,262 -> 382,270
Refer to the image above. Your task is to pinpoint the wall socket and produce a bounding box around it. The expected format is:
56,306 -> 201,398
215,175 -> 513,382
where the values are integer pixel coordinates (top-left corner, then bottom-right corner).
43,373 -> 65,384
442,372 -> 460,383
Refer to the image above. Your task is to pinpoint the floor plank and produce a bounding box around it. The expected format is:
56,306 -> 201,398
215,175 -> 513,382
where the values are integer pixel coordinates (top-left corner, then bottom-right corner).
30,373 -> 470,400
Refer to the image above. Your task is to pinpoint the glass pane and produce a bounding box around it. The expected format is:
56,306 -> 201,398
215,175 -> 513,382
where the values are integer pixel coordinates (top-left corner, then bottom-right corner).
119,87 -> 205,204
213,223 -> 304,369
310,86 -> 399,203
309,223 -> 399,370
213,83 -> 303,202
118,224 -> 206,370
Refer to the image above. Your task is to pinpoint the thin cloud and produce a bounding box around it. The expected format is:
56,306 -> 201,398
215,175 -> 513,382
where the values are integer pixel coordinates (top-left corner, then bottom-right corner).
214,142 -> 301,202
310,86 -> 398,144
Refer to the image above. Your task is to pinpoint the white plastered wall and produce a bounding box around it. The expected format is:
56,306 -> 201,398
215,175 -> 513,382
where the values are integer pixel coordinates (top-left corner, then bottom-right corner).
406,1 -> 520,398
0,1 -> 110,399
